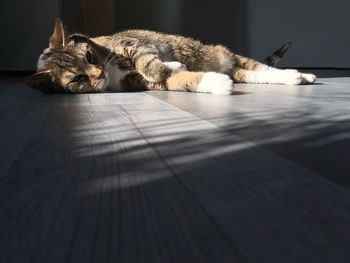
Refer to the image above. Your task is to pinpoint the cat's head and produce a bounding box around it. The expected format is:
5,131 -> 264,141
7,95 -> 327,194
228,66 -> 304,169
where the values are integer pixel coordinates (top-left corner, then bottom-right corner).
25,18 -> 106,93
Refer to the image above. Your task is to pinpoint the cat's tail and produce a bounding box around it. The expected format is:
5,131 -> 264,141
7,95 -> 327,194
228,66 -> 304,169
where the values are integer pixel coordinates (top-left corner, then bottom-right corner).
264,41 -> 292,67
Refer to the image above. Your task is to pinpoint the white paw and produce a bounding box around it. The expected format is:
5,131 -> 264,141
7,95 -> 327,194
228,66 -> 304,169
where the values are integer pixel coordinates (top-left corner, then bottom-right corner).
163,61 -> 187,72
281,70 -> 303,85
197,72 -> 234,95
301,73 -> 317,84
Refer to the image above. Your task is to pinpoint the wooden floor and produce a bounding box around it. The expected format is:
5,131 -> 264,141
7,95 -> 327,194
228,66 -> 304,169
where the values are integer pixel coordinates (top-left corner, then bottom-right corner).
1,76 -> 350,263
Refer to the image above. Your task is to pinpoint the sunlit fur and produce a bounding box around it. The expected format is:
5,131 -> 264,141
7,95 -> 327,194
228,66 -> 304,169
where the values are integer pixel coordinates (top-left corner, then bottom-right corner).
35,43 -> 105,93
26,18 -> 317,94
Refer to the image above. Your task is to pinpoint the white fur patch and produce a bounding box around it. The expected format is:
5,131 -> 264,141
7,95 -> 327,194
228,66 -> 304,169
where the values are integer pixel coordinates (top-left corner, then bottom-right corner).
163,61 -> 187,72
301,73 -> 317,84
197,72 -> 234,95
245,69 -> 303,85
37,56 -> 46,70
283,69 -> 299,73
278,70 -> 304,85
105,67 -> 130,91
257,65 -> 279,71
256,65 -> 269,71
250,66 -> 317,85
37,48 -> 52,70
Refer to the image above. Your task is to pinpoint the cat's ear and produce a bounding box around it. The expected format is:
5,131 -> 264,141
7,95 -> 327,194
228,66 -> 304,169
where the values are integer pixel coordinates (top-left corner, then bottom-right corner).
24,71 -> 54,93
49,18 -> 66,49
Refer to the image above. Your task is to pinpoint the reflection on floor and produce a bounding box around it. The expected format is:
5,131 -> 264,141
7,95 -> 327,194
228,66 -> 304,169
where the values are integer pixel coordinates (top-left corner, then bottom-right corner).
1,77 -> 350,263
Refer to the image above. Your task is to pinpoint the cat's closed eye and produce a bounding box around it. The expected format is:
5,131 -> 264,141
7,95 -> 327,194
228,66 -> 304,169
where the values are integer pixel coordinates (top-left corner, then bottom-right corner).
86,51 -> 94,64
71,74 -> 87,83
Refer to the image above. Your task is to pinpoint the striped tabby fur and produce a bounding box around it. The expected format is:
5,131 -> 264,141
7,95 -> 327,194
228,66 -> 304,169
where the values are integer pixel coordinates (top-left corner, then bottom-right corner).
25,18 -> 316,94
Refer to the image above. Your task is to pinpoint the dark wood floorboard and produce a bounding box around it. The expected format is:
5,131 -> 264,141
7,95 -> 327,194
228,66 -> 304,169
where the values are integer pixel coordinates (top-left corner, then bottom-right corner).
1,78 -> 350,263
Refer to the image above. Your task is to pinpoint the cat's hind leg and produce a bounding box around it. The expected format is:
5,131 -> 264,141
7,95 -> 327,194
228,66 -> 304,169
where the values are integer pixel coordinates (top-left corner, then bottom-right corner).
232,68 -> 304,85
300,72 -> 317,84
232,55 -> 316,85
207,48 -> 307,84
273,69 -> 316,84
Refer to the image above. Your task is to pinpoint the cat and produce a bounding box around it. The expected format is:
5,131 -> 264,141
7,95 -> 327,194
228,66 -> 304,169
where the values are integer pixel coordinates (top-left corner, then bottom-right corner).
25,18 -> 316,95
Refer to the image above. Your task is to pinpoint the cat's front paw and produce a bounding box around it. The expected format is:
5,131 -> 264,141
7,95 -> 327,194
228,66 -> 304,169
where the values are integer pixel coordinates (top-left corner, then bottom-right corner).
197,72 -> 234,95
163,61 -> 187,72
145,64 -> 172,83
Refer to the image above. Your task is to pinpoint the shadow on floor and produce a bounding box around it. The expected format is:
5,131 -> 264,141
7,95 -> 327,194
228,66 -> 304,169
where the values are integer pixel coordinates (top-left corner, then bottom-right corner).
1,89 -> 350,262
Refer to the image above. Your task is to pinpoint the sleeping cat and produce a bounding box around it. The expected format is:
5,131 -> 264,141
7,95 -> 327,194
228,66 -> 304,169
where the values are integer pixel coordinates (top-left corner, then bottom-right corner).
25,18 -> 316,95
